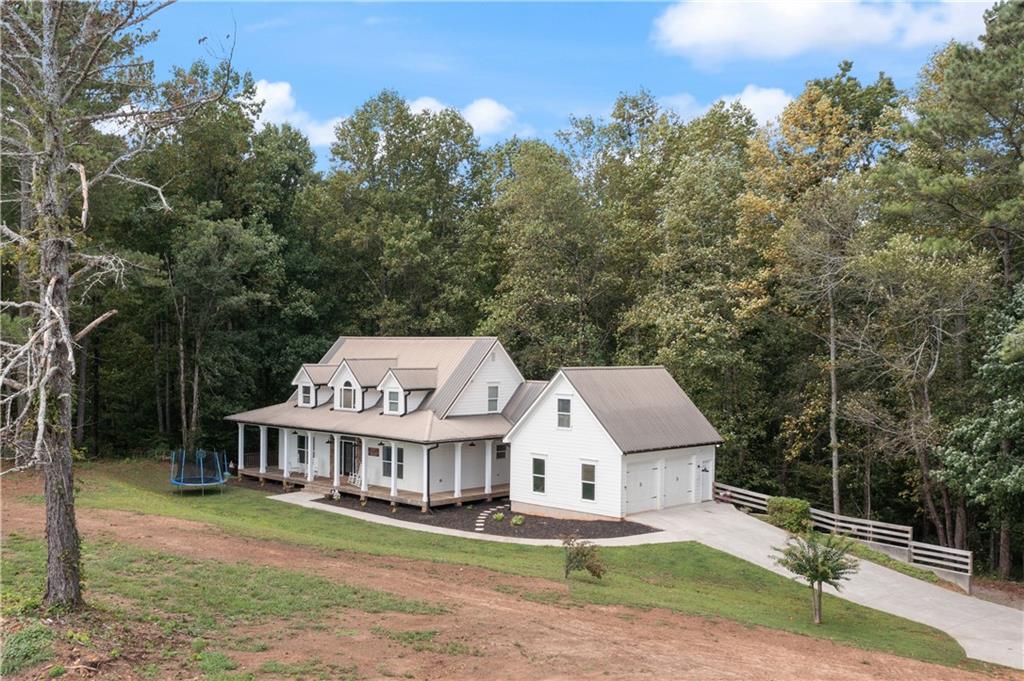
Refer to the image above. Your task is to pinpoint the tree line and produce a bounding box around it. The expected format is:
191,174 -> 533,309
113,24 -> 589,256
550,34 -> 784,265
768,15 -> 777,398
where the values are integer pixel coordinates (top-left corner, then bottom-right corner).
2,1 -> 1022,605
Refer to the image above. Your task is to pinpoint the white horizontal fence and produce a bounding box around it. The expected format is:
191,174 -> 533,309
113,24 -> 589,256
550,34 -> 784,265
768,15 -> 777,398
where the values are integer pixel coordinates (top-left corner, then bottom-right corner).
713,482 -> 972,577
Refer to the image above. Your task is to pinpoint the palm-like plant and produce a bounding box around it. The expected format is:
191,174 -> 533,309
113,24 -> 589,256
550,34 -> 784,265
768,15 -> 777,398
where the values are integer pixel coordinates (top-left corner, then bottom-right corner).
774,533 -> 859,624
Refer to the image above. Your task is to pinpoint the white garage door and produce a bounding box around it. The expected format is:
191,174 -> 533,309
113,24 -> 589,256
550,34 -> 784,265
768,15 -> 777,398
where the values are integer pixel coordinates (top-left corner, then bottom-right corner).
662,456 -> 693,508
625,462 -> 660,513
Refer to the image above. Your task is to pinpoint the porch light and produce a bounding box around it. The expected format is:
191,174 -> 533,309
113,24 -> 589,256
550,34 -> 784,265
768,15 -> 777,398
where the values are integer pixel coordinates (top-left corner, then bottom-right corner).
467,441 -> 476,447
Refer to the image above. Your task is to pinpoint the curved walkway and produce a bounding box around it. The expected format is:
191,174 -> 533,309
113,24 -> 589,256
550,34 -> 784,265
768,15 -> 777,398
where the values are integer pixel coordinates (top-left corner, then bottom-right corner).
272,492 -> 1023,669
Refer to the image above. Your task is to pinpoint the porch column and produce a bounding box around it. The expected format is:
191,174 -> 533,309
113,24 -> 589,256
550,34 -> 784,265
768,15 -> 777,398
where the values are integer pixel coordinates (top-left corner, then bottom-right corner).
237,423 -> 245,471
360,439 -> 369,492
258,425 -> 268,474
421,444 -> 429,504
484,439 -> 493,494
453,442 -> 463,498
282,430 -> 290,478
389,441 -> 398,497
332,434 -> 341,488
306,430 -> 314,481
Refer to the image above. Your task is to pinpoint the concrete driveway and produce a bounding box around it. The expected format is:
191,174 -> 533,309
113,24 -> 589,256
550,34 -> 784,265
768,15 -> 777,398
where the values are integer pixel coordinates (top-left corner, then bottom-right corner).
631,502 -> 1024,670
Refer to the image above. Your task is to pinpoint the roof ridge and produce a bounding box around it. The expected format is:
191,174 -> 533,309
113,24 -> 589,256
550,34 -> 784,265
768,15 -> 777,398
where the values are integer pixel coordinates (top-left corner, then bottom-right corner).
561,365 -> 665,371
332,335 -> 498,341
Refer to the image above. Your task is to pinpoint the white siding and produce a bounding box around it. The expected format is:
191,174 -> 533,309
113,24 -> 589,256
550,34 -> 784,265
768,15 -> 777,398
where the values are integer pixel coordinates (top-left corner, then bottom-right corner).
329,364 -> 363,411
506,374 -> 624,519
377,374 -> 406,415
621,445 -> 716,513
362,439 -> 423,493
406,390 -> 430,412
447,343 -> 524,416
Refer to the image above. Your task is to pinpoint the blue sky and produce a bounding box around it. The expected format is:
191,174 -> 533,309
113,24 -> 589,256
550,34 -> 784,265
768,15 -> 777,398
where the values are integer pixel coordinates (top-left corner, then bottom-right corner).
142,1 -> 991,164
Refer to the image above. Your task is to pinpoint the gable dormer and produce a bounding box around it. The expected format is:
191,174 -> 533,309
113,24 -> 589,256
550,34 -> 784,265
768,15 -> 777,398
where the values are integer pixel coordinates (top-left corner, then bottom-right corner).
376,368 -> 437,416
291,364 -> 335,408
327,358 -> 396,412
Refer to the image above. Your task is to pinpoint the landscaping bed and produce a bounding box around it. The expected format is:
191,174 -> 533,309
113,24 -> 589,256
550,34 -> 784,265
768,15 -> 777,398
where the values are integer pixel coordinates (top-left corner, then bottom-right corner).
311,493 -> 658,539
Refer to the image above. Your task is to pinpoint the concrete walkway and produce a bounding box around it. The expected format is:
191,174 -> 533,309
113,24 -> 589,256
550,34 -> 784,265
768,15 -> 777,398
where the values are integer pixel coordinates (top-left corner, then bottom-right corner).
272,492 -> 1023,669
632,502 -> 1024,670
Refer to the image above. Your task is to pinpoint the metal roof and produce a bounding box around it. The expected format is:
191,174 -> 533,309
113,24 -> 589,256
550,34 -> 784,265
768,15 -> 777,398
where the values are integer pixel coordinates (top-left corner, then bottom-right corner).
561,366 -> 722,453
421,338 -> 497,416
300,364 -> 337,385
341,358 -> 397,387
502,380 -> 547,423
387,368 -> 438,391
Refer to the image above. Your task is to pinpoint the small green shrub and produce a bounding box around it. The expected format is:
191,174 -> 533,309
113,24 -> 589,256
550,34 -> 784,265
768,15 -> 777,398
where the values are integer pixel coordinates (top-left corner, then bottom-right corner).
562,535 -> 606,579
197,651 -> 238,673
0,622 -> 54,676
510,515 -> 524,526
767,496 -> 812,534
48,664 -> 66,678
491,512 -> 505,522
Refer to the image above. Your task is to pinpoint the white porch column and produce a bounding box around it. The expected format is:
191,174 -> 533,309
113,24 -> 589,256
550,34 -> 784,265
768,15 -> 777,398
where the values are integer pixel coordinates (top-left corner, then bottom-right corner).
258,426 -> 268,474
306,430 -> 314,481
237,423 -> 244,471
453,442 -> 463,498
422,444 -> 429,504
332,434 -> 341,488
390,441 -> 398,497
360,439 -> 369,492
282,430 -> 290,478
484,439 -> 493,494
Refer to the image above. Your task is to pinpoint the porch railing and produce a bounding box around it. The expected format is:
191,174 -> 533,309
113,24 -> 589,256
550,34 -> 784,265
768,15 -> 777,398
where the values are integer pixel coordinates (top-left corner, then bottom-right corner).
713,482 -> 972,579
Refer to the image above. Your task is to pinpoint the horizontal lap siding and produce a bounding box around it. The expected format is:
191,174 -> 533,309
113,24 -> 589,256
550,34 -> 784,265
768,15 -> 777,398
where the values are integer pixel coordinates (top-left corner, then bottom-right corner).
447,344 -> 523,416
507,374 -> 623,518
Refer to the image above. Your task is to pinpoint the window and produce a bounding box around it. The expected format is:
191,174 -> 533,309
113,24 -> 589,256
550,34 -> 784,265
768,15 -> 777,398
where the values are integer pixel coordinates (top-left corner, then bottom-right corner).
341,381 -> 355,409
300,385 -> 312,406
296,434 -> 307,464
557,397 -> 571,428
382,445 -> 404,479
495,443 -> 509,459
387,390 -> 401,414
581,462 -> 596,501
532,457 -> 545,493
487,384 -> 499,412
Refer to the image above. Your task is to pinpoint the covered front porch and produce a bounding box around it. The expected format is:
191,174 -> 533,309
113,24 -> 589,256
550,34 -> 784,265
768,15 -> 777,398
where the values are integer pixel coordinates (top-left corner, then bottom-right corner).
234,423 -> 509,511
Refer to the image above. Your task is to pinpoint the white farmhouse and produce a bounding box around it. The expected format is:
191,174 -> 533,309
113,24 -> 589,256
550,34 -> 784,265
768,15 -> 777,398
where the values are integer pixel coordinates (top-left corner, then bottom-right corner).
226,336 -> 721,518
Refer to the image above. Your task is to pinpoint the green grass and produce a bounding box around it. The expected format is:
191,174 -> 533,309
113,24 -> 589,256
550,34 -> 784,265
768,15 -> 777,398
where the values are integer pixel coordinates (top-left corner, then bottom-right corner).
839,538 -> 941,584
0,622 -> 55,675
371,627 -> 482,656
35,461 -> 969,666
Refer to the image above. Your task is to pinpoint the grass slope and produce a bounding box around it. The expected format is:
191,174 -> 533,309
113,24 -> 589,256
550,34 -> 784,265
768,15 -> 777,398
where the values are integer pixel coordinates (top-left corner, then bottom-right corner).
29,460 -> 967,666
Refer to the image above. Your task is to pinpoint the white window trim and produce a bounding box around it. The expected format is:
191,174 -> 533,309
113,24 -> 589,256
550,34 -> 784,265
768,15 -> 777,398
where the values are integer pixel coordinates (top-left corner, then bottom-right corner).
487,383 -> 499,413
340,382 -> 356,411
296,434 -> 308,464
299,384 -> 314,407
386,390 -> 401,414
531,454 -> 547,495
580,459 -> 597,503
556,395 -> 572,429
383,445 -> 404,479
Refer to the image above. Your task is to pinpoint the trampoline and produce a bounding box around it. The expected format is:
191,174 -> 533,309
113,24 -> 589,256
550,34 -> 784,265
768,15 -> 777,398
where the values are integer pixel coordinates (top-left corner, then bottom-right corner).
170,448 -> 228,494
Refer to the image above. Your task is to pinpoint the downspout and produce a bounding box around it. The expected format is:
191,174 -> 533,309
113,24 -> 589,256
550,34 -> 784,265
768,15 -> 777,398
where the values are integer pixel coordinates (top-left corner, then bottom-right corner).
425,443 -> 439,512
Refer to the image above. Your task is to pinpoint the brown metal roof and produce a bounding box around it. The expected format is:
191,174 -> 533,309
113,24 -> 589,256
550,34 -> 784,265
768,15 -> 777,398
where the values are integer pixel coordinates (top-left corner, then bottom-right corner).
422,338 -> 497,415
342,358 -> 397,386
387,368 -> 438,390
225,400 -> 511,444
502,380 -> 547,423
561,366 -> 722,453
301,364 -> 337,385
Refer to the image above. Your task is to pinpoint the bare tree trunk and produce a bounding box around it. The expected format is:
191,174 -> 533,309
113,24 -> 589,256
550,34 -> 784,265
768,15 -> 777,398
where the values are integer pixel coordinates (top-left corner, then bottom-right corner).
828,290 -> 840,516
914,444 -> 948,546
189,335 -> 202,447
863,452 -> 872,520
74,335 -> 89,446
812,583 -> 822,625
999,519 -> 1011,580
954,500 -> 967,551
91,333 -> 100,456
154,325 -> 164,434
177,309 -> 189,452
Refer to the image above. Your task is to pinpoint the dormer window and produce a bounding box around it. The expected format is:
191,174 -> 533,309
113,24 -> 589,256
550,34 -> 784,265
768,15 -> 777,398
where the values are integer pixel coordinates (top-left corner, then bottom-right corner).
341,381 -> 355,410
387,390 -> 401,414
300,385 -> 313,407
487,384 -> 499,413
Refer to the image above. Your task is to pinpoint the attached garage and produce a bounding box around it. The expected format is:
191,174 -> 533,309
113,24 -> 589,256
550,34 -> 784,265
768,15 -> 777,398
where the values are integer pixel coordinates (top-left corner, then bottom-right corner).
505,366 -> 723,520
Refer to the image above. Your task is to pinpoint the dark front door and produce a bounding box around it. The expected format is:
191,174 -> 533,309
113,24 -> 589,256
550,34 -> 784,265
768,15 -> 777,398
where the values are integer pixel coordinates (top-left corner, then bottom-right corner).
342,441 -> 356,477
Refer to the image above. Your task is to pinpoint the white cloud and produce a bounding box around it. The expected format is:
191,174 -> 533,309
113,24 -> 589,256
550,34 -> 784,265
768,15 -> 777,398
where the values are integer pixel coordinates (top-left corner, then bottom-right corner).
407,96 -> 519,136
653,1 -> 985,63
461,98 -> 517,136
662,84 -> 794,125
252,79 -> 342,147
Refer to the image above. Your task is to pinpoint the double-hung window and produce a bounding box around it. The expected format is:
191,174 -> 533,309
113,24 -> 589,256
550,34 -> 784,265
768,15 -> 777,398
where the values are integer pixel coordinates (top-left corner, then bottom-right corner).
487,384 -> 499,412
557,397 -> 571,428
581,462 -> 596,501
387,390 -> 401,414
532,457 -> 546,493
300,385 -> 313,406
341,381 -> 355,409
383,445 -> 404,479
296,434 -> 308,465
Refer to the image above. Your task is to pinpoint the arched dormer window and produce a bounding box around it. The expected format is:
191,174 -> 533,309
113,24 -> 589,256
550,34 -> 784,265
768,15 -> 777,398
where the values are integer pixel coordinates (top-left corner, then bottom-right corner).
341,380 -> 356,410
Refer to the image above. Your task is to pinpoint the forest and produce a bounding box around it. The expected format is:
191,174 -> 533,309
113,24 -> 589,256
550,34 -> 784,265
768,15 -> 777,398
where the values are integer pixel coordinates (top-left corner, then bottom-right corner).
2,1 -> 1022,585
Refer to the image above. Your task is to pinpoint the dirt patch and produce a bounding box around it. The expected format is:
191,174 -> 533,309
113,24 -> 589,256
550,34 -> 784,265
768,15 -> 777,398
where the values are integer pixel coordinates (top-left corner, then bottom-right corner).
2,471 -> 1019,681
972,576 -> 1024,610
310,489 -> 657,539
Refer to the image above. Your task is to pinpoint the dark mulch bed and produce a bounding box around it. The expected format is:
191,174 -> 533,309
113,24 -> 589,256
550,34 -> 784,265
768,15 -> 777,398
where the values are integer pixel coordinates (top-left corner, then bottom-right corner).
310,492 -> 657,540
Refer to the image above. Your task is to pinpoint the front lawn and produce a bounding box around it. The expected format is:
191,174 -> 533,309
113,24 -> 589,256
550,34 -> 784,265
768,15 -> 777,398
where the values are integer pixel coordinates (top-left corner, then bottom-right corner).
17,460 -> 968,667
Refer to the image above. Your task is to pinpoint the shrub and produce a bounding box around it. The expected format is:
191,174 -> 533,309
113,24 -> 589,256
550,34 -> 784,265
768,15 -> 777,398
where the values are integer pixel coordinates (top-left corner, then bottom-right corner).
562,535 -> 606,579
767,496 -> 812,534
510,515 -> 524,526
491,512 -> 505,522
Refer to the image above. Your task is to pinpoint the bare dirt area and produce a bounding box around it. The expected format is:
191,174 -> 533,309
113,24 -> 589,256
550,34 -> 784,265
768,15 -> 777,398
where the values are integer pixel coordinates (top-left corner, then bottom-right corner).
2,473 -> 1017,681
